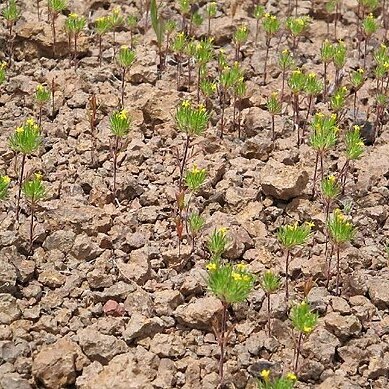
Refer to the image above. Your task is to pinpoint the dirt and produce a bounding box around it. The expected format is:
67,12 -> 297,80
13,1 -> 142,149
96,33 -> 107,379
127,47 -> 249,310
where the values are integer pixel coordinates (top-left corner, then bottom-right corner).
0,0 -> 389,388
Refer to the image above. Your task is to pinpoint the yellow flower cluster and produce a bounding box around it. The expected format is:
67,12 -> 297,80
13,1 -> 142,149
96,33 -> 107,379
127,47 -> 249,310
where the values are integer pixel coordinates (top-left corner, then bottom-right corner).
0,61 -> 7,70
1,175 -> 10,184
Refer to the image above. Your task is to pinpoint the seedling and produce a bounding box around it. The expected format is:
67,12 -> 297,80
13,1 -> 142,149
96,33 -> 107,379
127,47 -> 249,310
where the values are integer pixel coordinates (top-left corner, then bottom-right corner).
22,172 -> 45,253
266,92 -> 282,142
172,31 -> 188,89
287,68 -> 306,145
206,2 -> 217,36
373,44 -> 389,94
0,175 -> 11,201
326,209 -> 355,294
95,16 -> 111,66
191,11 -> 203,34
219,62 -> 243,138
349,68 -> 365,119
206,252 -> 254,387
127,14 -> 138,49
187,212 -> 205,253
332,40 -> 347,87
320,40 -> 334,100
194,38 -> 214,101
9,119 -> 42,221
261,270 -> 281,336
164,19 -> 176,57
150,0 -> 166,72
34,84 -> 50,128
109,109 -> 132,203
0,62 -> 7,85
262,13 -> 280,84
374,93 -> 388,136
253,5 -> 265,45
116,46 -> 136,108
303,72 -> 323,138
309,112 -> 338,196
233,24 -> 249,61
362,13 -> 378,68
290,300 -> 318,371
178,0 -> 191,33
285,16 -> 310,52
48,0 -> 68,56
357,0 -> 379,58
234,77 -> 246,138
277,221 -> 313,302
2,0 -> 20,61
64,12 -> 86,67
329,86 -> 348,120
339,125 -> 364,193
325,0 -> 342,38
108,7 -> 125,56
278,49 -> 295,100
258,370 -> 297,389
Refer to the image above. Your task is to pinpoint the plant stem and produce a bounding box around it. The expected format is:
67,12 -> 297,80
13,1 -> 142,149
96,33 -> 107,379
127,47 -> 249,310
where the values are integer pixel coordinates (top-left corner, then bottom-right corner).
323,62 -> 328,101
326,243 -> 334,289
267,293 -> 272,336
271,114 -> 275,142
294,332 -> 303,372
99,35 -> 103,66
179,134 -> 191,190
52,14 -> 57,57
285,250 -> 291,302
263,42 -> 270,84
336,245 -> 341,295
218,301 -> 228,388
312,151 -> 319,197
29,203 -> 34,254
112,136 -> 119,202
121,68 -> 126,109
16,153 -> 26,222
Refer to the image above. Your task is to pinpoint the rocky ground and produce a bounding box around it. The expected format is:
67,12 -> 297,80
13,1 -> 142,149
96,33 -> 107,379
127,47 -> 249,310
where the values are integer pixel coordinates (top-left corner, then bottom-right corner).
0,0 -> 389,388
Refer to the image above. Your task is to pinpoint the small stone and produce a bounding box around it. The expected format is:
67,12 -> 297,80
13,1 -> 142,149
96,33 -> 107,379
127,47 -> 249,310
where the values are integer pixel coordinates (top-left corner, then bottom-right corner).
325,312 -> 362,340
38,269 -> 66,288
123,313 -> 164,341
260,159 -> 309,200
0,294 -> 22,325
43,230 -> 76,252
153,290 -> 184,316
368,277 -> 389,309
0,258 -> 17,294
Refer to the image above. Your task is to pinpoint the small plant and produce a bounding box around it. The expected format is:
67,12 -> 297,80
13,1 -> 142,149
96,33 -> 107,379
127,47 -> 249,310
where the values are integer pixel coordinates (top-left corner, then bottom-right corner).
127,14 -> 138,49
187,212 -> 205,253
253,4 -> 265,44
290,300 -> 318,371
362,13 -> 378,68
266,92 -> 282,142
109,109 -> 132,203
22,172 -> 45,253
277,221 -> 313,302
150,0 -> 166,72
207,227 -> 229,262
234,77 -> 246,138
35,84 -> 51,128
339,125 -> 364,193
326,209 -> 355,294
116,46 -> 136,108
0,61 -> 7,85
48,0 -> 68,56
95,16 -> 111,66
64,12 -> 86,67
206,2 -> 217,36
303,72 -> 323,137
2,0 -> 20,60
325,0 -> 342,38
108,7 -> 125,56
0,175 -> 11,201
320,40 -> 334,100
321,174 -> 341,219
285,16 -> 310,52
194,38 -> 214,101
350,68 -> 365,119
9,119 -> 42,221
278,49 -> 295,100
261,270 -> 281,336
206,252 -> 254,387
262,13 -> 280,84
287,68 -> 306,145
329,86 -> 348,120
332,40 -> 347,87
258,370 -> 297,389
233,24 -> 249,61
309,113 -> 338,196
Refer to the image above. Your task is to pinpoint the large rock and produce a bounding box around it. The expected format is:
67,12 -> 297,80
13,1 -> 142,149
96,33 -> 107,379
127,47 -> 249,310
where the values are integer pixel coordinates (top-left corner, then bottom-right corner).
77,328 -> 127,364
175,296 -> 223,330
367,277 -> 389,309
0,372 -> 32,389
324,313 -> 362,341
0,294 -> 21,324
260,159 -> 309,200
0,258 -> 17,294
123,313 -> 164,342
32,338 -> 87,389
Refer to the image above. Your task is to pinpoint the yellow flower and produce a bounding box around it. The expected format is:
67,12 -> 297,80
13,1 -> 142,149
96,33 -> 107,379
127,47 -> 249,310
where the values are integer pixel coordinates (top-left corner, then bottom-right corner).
206,262 -> 217,271
260,369 -> 270,380
286,372 -> 297,381
198,104 -> 206,113
308,72 -> 316,78
232,272 -> 243,281
118,109 -> 128,120
235,263 -> 247,271
210,83 -> 217,92
26,118 -> 36,126
34,172 -> 43,180
36,84 -> 45,92
16,126 -> 24,133
2,175 -> 10,184
306,221 -> 315,228
181,100 -> 191,108
219,227 -> 228,235
69,13 -> 78,18
357,68 -> 364,73
303,325 -> 312,333
282,49 -> 289,54
242,275 -> 251,282
0,61 -> 7,69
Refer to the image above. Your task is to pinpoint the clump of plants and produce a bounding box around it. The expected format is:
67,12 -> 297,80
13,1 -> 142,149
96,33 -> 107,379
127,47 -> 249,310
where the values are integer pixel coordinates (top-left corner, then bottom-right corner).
109,109 -> 132,203
206,228 -> 255,388
22,172 -> 45,253
290,300 -> 318,371
9,119 -> 42,221
277,221 -> 313,302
